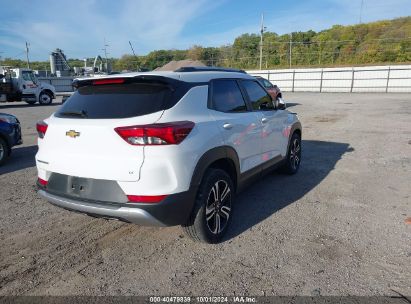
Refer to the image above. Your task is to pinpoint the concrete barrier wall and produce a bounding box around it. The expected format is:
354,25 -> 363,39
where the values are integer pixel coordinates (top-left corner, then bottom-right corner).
247,65 -> 411,93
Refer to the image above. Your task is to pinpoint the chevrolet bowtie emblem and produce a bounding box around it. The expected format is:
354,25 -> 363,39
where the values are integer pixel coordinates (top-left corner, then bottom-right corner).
66,130 -> 80,138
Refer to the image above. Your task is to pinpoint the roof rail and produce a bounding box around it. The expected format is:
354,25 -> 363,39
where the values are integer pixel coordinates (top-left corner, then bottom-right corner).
174,66 -> 247,74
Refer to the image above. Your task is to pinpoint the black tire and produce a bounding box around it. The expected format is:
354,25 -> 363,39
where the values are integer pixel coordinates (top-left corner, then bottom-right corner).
38,91 -> 53,105
0,138 -> 9,166
280,132 -> 301,174
182,168 -> 234,243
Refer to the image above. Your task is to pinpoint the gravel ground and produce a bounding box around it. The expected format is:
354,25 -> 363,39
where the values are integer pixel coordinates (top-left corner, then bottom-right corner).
0,93 -> 410,296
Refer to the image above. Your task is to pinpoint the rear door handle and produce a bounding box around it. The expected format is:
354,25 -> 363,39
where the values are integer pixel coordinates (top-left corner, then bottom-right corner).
223,123 -> 233,130
261,117 -> 268,123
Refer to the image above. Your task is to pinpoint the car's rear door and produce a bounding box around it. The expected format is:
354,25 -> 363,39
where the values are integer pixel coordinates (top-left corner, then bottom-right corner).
208,79 -> 263,173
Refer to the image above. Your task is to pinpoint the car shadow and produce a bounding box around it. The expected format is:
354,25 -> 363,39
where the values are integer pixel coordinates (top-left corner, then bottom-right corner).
0,145 -> 38,175
286,102 -> 301,108
225,140 -> 353,241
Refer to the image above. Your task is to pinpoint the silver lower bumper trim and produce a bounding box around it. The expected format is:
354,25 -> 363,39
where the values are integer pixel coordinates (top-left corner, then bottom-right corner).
38,190 -> 165,226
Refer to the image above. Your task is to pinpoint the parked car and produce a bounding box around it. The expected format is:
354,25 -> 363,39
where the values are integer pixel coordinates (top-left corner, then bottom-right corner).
0,113 -> 22,165
255,76 -> 282,100
36,67 -> 302,243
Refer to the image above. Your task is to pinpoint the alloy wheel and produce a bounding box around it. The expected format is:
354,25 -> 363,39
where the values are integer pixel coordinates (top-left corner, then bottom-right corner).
205,180 -> 232,234
289,138 -> 301,170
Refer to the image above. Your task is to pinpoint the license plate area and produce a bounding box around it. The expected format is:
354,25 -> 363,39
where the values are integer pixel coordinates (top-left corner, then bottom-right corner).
46,173 -> 128,204
68,176 -> 90,197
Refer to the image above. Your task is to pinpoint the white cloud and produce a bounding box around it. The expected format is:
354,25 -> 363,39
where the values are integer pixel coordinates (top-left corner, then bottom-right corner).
0,0 -> 217,60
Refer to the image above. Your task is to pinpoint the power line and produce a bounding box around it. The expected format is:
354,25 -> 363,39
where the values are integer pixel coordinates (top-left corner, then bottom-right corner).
129,41 -> 136,56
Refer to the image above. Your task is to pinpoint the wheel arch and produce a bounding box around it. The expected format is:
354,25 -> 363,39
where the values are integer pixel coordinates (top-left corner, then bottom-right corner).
286,122 -> 302,154
293,127 -> 301,138
190,146 -> 240,193
41,89 -> 55,99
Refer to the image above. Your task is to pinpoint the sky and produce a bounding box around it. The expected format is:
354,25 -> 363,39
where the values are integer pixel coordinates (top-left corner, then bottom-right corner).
1,0 -> 410,61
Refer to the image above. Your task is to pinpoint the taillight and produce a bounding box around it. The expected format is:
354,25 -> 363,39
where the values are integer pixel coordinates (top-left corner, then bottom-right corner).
38,177 -> 48,186
127,195 -> 168,203
93,78 -> 125,85
115,121 -> 194,145
36,121 -> 48,138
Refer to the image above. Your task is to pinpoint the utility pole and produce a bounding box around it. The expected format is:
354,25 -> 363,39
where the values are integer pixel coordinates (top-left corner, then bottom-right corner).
25,41 -> 30,69
102,38 -> 109,72
319,41 -> 322,65
129,41 -> 136,56
259,13 -> 266,70
289,34 -> 292,68
359,0 -> 364,23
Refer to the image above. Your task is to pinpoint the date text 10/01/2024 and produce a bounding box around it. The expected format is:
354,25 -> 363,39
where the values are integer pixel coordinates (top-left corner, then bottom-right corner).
149,296 -> 257,303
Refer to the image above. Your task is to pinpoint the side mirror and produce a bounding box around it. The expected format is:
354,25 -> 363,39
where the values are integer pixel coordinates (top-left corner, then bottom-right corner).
275,97 -> 286,110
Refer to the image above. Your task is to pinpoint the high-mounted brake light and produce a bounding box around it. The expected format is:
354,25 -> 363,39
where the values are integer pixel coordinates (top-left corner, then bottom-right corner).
38,177 -> 48,187
92,78 -> 125,85
36,121 -> 48,139
115,121 -> 194,145
127,195 -> 168,203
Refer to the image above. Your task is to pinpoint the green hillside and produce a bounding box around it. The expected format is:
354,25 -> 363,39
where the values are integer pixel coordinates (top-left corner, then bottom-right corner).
2,16 -> 410,71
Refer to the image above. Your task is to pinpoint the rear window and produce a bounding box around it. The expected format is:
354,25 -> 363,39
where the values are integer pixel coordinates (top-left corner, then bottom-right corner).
55,83 -> 172,119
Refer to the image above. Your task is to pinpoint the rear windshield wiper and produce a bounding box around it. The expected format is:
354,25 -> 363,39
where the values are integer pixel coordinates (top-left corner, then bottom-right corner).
59,110 -> 88,118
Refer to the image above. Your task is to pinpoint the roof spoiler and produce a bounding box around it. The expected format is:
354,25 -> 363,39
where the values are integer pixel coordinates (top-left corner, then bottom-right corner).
72,75 -> 179,90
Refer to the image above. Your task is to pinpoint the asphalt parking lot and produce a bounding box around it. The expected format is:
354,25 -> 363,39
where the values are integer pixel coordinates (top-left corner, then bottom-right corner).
0,93 -> 410,296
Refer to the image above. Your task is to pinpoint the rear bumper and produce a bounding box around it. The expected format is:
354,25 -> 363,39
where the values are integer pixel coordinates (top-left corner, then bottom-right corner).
38,190 -> 166,226
38,186 -> 197,227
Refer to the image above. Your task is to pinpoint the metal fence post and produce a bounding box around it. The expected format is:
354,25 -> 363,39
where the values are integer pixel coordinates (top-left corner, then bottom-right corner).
385,66 -> 391,93
350,69 -> 355,93
319,69 -> 324,93
292,70 -> 295,92
267,70 -> 270,81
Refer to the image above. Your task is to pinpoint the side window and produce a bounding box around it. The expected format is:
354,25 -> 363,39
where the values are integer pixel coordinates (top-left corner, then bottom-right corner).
242,80 -> 274,111
211,80 -> 248,113
22,71 -> 36,82
22,72 -> 31,81
263,79 -> 273,89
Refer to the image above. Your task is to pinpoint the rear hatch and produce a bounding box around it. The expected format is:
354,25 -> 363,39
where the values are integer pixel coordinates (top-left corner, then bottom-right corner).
36,78 -> 175,182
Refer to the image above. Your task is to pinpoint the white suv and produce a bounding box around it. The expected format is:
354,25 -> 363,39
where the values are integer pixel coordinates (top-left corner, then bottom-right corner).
36,67 -> 302,243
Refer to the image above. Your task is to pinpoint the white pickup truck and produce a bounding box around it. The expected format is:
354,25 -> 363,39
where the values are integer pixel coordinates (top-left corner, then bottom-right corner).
0,67 -> 56,105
